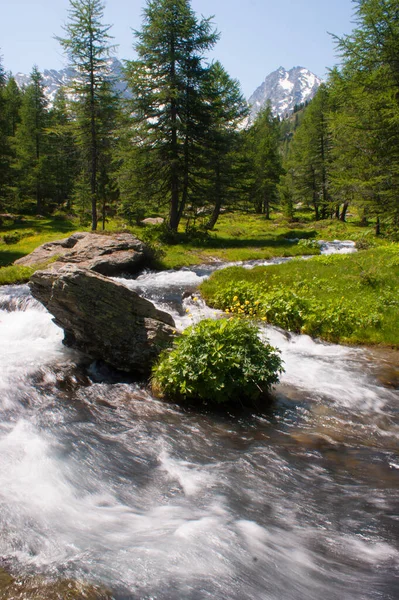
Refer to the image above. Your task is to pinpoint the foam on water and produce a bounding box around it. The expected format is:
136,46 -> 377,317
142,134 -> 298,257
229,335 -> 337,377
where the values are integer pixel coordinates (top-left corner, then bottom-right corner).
262,326 -> 397,414
0,252 -> 398,598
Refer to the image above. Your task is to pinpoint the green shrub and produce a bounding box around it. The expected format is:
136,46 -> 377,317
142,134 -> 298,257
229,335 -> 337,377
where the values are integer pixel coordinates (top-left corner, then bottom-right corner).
3,231 -> 21,245
152,318 -> 283,406
297,238 -> 319,249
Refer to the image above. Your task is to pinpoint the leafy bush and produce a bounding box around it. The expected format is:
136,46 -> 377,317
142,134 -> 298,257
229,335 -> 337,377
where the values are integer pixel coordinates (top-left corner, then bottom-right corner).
297,238 -> 319,249
3,231 -> 21,245
152,318 -> 283,406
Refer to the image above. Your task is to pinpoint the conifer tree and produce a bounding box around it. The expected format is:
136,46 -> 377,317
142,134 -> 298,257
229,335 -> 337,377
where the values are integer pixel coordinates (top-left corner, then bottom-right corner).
283,85 -> 332,220
57,0 -> 118,230
0,76 -> 22,209
247,104 -> 283,218
13,67 -> 51,213
331,0 -> 399,228
202,61 -> 248,229
0,53 -> 9,205
125,0 -> 218,231
48,88 -> 79,210
3,76 -> 22,137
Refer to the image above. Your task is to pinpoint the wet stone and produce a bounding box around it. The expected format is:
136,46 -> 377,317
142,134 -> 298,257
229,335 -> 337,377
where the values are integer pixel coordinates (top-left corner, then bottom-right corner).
0,570 -> 113,600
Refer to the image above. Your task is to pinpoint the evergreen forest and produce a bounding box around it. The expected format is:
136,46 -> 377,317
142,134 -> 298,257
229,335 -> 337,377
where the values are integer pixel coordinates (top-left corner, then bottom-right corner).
0,0 -> 398,237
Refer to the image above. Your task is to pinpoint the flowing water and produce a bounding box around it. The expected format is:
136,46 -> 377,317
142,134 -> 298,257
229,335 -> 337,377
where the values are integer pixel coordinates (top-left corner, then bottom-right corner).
0,243 -> 398,599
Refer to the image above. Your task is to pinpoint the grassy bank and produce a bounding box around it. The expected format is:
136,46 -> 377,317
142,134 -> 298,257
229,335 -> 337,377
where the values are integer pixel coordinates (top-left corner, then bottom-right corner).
130,212 -> 379,269
200,245 -> 399,347
0,211 -> 382,285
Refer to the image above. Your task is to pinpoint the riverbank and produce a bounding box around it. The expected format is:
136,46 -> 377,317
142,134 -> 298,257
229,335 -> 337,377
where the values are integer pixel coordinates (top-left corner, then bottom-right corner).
0,212 -> 380,284
200,245 -> 399,347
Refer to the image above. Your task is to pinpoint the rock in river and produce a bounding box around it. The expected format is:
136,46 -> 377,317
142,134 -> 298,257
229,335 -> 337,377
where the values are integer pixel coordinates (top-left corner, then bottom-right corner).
29,265 -> 176,375
15,231 -> 149,276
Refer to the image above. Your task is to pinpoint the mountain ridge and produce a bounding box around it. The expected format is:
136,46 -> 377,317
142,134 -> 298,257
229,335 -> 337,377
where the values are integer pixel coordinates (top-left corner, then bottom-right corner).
248,66 -> 322,121
13,61 -> 321,119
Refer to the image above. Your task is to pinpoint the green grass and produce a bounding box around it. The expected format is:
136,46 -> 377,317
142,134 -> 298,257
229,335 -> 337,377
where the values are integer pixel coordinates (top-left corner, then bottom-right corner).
129,212 -> 381,269
200,245 -> 399,347
0,265 -> 35,285
0,210 -> 385,283
0,215 -> 78,267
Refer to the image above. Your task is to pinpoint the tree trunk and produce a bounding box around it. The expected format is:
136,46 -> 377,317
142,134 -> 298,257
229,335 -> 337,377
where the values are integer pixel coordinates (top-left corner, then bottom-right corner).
340,202 -> 349,222
206,163 -> 222,230
375,216 -> 381,235
264,196 -> 270,220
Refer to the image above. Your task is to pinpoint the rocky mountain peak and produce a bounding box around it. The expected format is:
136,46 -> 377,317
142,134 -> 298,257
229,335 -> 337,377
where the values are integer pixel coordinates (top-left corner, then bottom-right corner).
248,66 -> 322,121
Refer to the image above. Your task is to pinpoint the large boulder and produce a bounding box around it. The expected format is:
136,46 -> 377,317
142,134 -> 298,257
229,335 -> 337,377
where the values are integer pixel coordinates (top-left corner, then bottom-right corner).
29,265 -> 175,375
15,231 -> 149,276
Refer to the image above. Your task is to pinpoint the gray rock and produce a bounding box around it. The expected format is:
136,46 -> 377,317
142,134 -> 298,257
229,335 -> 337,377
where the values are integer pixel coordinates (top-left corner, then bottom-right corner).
15,232 -> 149,276
141,217 -> 164,225
29,266 -> 175,375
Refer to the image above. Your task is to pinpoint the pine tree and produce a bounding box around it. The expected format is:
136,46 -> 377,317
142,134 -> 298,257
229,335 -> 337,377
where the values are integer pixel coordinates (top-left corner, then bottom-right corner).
57,0 -> 118,230
13,66 -> 51,213
0,53 -> 9,206
283,85 -> 332,220
0,75 -> 22,209
331,0 -> 399,228
247,104 -> 283,219
202,61 -> 248,229
3,76 -> 22,137
47,88 -> 79,210
125,0 -> 218,231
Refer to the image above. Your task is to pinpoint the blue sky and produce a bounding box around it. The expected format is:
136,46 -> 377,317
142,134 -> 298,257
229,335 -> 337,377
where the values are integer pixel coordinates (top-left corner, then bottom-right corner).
1,0 -> 355,97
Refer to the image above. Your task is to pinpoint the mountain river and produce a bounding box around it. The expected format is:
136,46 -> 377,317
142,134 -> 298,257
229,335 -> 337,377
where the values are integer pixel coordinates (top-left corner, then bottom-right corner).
0,241 -> 398,599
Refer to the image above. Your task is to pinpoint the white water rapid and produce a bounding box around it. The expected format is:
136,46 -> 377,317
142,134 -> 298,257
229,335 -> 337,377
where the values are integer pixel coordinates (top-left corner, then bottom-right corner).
0,242 -> 398,599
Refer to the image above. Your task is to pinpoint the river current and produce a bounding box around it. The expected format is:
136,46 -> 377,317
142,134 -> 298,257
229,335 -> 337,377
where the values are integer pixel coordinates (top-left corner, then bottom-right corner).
0,242 -> 398,599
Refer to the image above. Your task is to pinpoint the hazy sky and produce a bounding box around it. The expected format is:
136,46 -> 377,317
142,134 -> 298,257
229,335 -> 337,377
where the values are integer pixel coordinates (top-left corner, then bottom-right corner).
1,0 -> 356,97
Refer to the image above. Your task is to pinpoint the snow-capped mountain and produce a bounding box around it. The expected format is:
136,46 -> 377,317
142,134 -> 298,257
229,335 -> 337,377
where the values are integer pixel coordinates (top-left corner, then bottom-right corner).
248,66 -> 322,120
14,57 -> 127,104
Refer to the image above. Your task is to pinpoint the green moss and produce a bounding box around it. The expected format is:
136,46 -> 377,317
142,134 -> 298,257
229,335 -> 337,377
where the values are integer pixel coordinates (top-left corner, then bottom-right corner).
0,569 -> 112,600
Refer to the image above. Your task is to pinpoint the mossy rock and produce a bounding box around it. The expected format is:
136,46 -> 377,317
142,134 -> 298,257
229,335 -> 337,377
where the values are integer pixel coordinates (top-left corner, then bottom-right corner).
0,569 -> 113,600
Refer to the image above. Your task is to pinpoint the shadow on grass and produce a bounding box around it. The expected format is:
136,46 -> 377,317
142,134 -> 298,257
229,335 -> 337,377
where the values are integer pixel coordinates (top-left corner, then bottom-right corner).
0,216 -> 76,235
278,229 -> 318,240
185,236 -> 306,250
0,249 -> 28,266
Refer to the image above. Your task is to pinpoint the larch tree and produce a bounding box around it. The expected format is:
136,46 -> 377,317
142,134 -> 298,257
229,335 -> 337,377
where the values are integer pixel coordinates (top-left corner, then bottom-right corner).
331,0 -> 399,229
0,53 -> 9,205
124,0 -> 219,232
202,61 -> 248,230
283,84 -> 332,220
57,0 -> 118,230
247,104 -> 283,219
13,66 -> 51,213
47,88 -> 79,210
